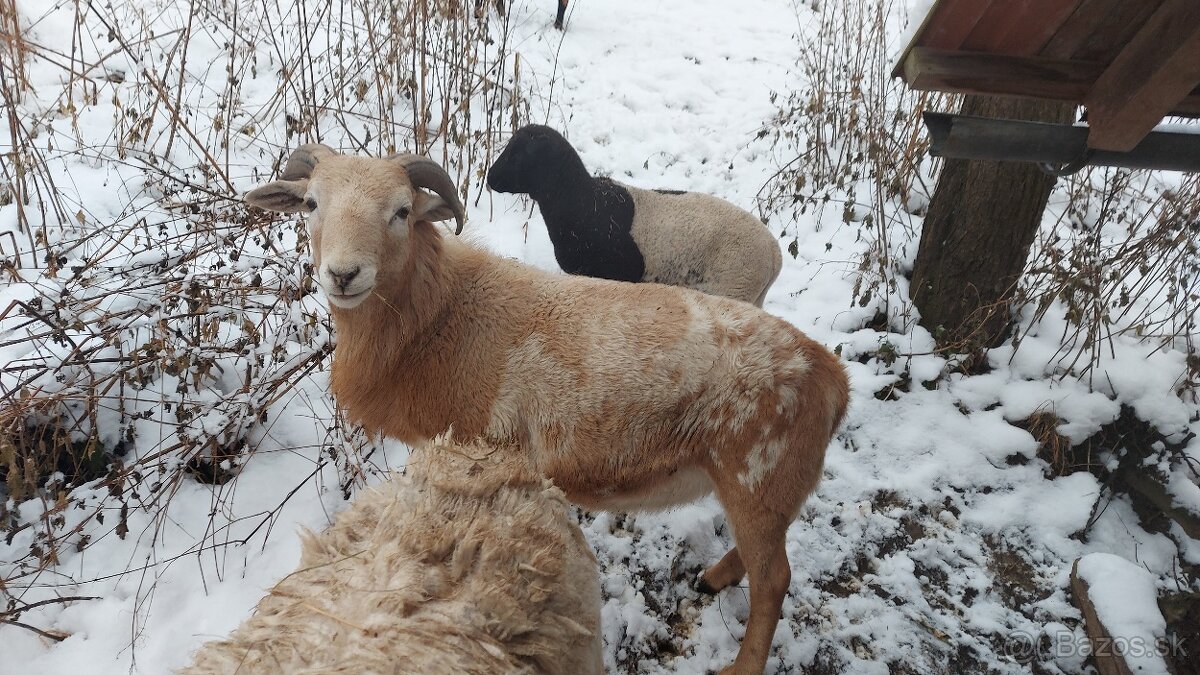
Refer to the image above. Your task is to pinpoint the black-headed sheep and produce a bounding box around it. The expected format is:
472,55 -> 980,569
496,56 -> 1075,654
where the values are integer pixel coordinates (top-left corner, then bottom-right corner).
487,124 -> 782,306
245,145 -> 849,675
182,436 -> 603,675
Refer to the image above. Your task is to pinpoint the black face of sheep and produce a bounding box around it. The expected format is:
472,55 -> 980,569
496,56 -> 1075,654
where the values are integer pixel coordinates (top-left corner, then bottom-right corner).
486,125 -> 572,197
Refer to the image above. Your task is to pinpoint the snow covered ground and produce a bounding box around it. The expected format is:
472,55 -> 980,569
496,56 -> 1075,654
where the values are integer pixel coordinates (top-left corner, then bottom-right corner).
2,0 -> 1198,673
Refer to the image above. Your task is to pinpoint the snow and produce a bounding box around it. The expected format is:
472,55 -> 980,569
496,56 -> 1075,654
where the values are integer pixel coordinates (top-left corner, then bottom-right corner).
1149,121 -> 1200,135
896,0 -> 936,50
2,0 -> 1198,674
1075,553 -> 1170,675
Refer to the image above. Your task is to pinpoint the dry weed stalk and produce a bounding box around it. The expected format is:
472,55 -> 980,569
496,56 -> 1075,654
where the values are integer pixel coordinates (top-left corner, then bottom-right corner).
1018,169 -> 1200,389
0,0 -> 528,634
0,0 -> 29,90
762,0 -> 953,325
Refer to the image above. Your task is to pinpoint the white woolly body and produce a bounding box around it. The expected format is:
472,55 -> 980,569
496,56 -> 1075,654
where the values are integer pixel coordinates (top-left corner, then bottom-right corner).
182,439 -> 603,675
625,184 -> 783,307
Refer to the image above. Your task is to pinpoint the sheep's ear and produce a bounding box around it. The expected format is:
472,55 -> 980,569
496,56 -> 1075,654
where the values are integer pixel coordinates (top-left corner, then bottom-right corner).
412,190 -> 457,223
245,179 -> 311,213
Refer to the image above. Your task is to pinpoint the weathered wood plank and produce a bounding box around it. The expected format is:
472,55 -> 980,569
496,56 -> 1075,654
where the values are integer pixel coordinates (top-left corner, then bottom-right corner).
963,0 -> 1078,56
902,47 -> 1200,119
996,0 -> 1079,56
1070,560 -> 1137,675
1066,0 -> 1161,62
922,0 -> 994,50
960,0 -> 1036,53
1083,0 -> 1200,150
1040,0 -> 1131,59
1119,465 -> 1200,540
891,0 -> 993,78
904,46 -> 1099,102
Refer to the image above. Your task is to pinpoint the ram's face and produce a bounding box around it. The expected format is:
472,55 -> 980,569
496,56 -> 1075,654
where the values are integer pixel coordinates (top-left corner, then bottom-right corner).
246,154 -> 456,310
303,159 -> 419,308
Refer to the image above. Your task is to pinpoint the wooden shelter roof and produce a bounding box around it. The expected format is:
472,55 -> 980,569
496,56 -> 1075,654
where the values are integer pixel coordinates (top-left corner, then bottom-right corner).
893,0 -> 1200,151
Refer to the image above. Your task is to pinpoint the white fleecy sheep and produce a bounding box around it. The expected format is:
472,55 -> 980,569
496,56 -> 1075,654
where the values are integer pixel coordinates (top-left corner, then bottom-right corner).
487,124 -> 783,307
245,145 -> 849,675
181,436 -> 603,675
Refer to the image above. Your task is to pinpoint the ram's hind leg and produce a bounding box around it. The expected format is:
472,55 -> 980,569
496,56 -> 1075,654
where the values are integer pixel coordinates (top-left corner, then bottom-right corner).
706,470 -> 803,675
697,547 -> 744,594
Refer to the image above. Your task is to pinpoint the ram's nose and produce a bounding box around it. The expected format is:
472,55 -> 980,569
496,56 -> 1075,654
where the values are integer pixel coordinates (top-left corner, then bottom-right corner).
328,266 -> 360,292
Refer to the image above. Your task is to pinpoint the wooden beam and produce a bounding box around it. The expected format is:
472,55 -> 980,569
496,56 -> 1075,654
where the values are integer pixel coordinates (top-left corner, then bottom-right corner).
903,46 -> 1098,101
901,47 -> 1200,118
1083,0 -> 1200,151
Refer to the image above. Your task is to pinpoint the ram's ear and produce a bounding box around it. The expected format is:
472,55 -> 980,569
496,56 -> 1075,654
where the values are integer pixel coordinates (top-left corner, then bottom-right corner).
245,179 -> 311,213
412,189 -> 458,225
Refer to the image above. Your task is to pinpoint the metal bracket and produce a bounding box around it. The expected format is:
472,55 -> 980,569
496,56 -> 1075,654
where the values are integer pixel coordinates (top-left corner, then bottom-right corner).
1038,147 -> 1095,177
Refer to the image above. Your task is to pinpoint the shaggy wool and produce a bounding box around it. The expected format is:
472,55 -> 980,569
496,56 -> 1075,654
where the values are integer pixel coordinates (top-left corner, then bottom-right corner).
182,437 -> 603,675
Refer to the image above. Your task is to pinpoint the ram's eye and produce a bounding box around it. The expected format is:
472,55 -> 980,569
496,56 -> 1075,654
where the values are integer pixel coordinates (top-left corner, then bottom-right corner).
304,197 -> 317,211
396,207 -> 411,221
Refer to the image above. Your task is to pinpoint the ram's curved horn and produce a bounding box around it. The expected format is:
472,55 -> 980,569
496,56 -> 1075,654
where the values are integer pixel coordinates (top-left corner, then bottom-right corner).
390,154 -> 467,235
280,144 -> 337,180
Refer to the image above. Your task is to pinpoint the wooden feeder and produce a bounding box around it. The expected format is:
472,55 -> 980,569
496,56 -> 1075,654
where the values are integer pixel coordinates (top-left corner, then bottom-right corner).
894,0 -> 1200,173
